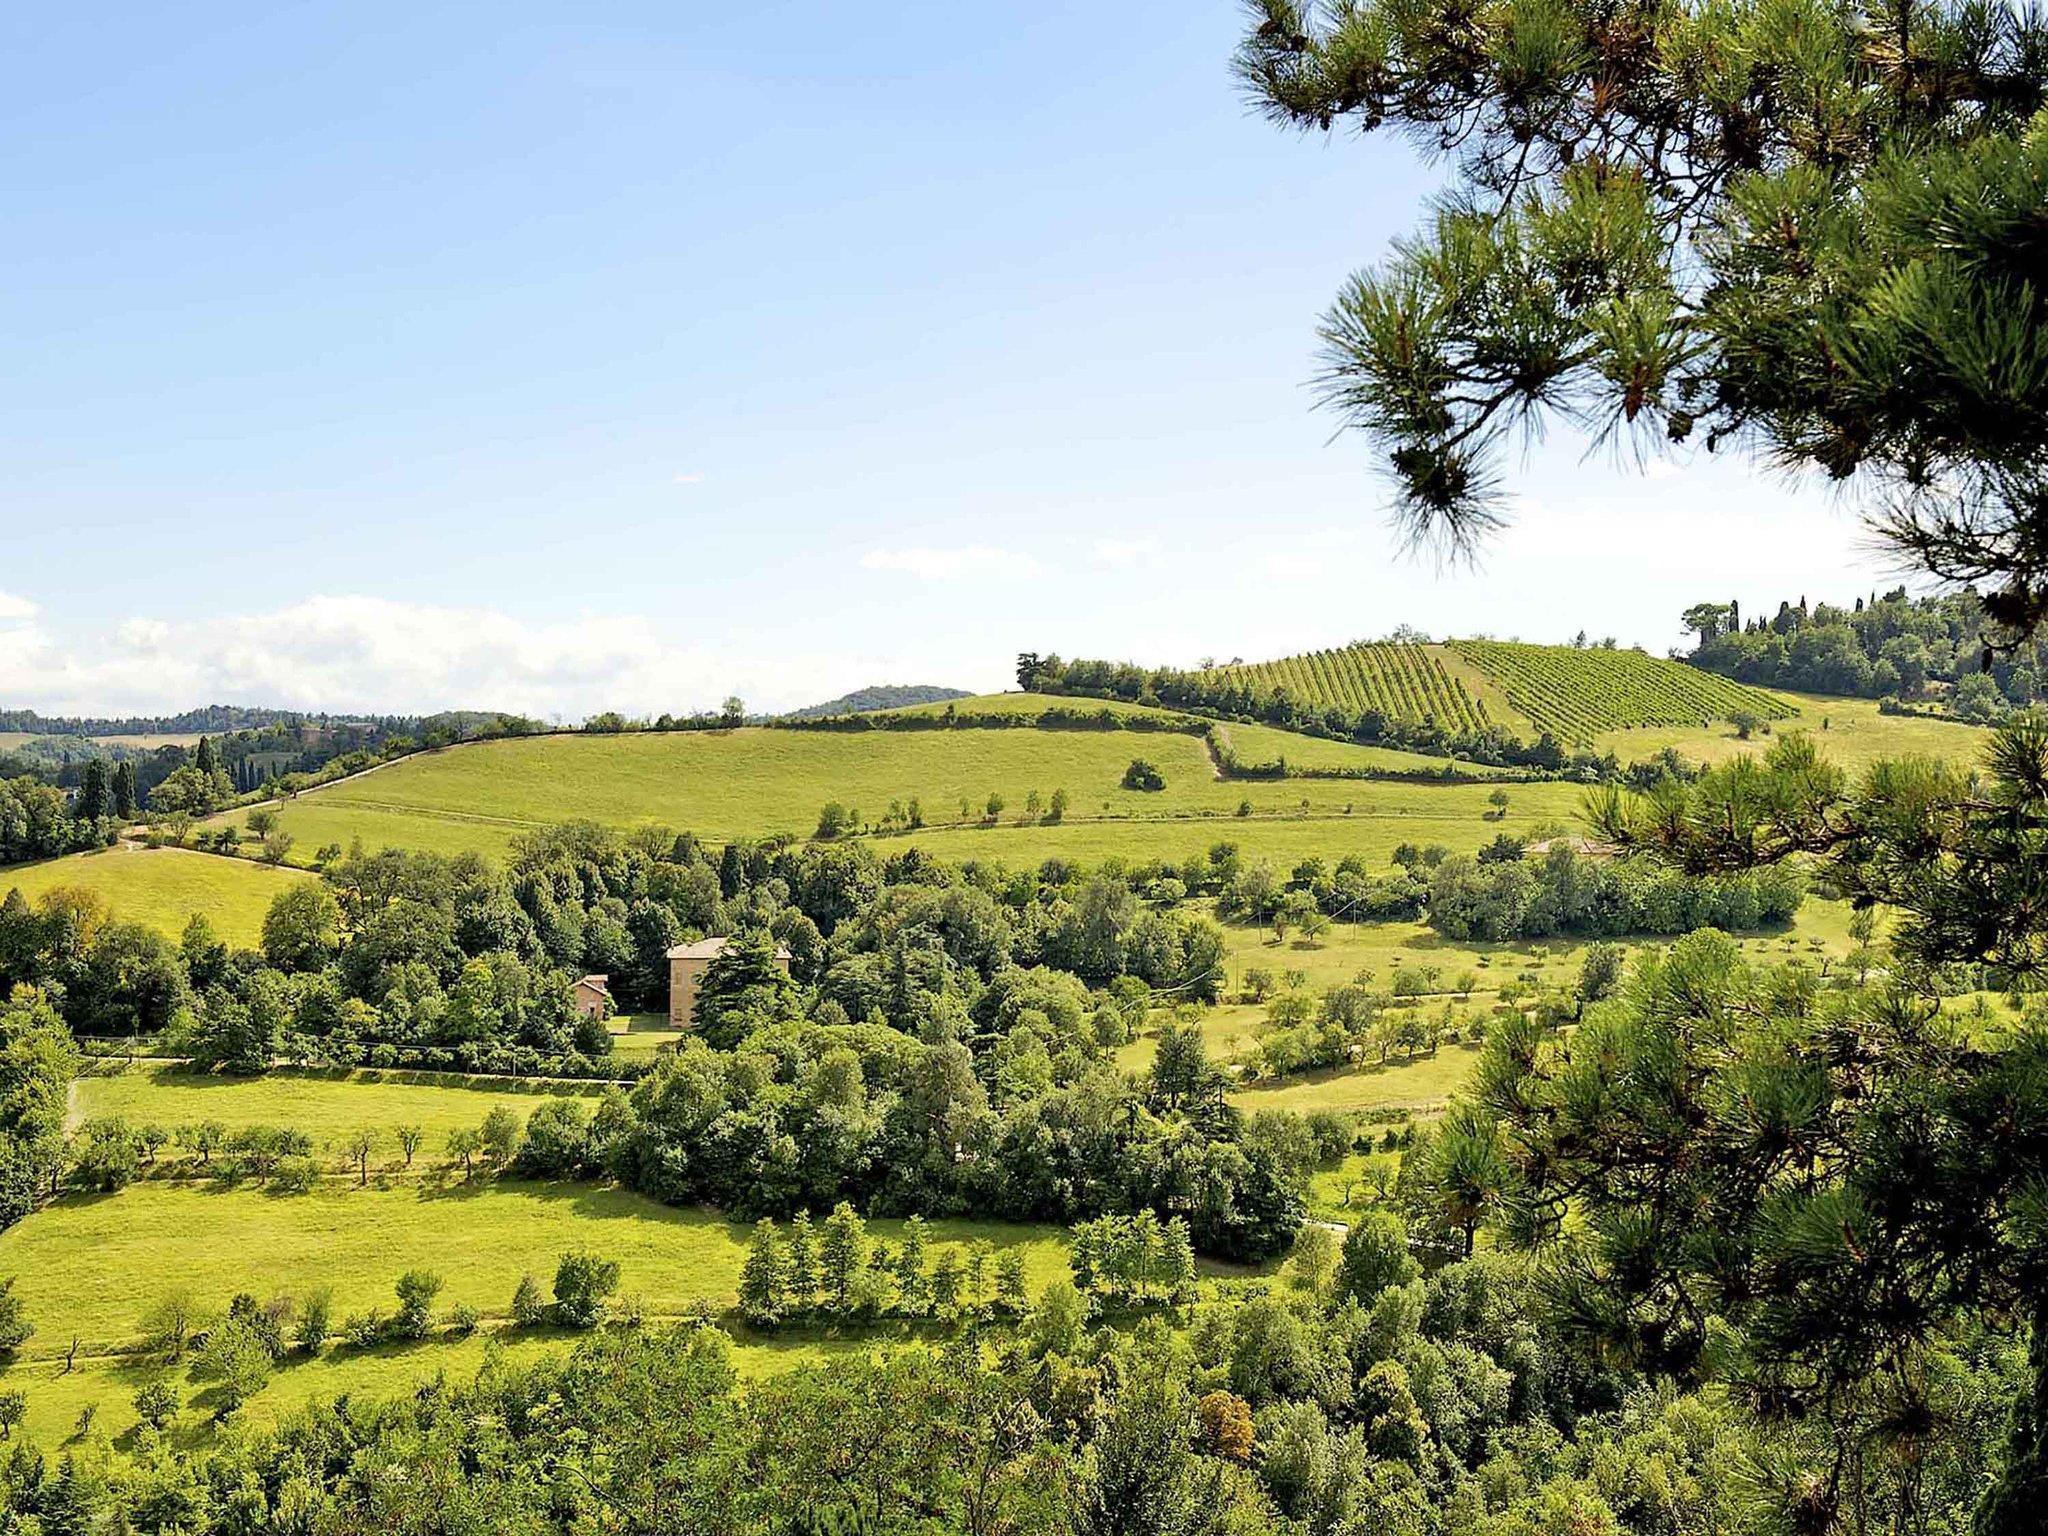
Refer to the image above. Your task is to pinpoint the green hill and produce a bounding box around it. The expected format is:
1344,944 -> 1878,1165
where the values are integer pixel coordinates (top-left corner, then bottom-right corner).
1219,642 -> 1499,733
782,683 -> 971,718
1451,639 -> 1797,741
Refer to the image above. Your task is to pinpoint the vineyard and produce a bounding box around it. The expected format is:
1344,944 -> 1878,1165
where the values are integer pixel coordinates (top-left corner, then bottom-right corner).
1220,644 -> 1491,732
1452,640 -> 1797,741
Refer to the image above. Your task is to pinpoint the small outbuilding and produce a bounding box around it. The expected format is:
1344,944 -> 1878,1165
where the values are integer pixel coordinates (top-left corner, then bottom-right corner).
664,936 -> 793,1027
571,974 -> 613,1021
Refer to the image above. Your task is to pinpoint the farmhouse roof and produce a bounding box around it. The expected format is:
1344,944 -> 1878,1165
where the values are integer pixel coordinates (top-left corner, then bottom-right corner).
574,974 -> 612,997
665,936 -> 792,961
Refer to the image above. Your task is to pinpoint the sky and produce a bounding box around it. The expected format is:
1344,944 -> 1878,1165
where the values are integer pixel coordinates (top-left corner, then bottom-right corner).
0,1 -> 1902,721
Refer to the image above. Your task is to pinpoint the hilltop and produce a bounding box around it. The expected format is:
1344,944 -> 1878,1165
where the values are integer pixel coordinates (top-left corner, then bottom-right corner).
1024,637 -> 1797,751
781,683 -> 971,719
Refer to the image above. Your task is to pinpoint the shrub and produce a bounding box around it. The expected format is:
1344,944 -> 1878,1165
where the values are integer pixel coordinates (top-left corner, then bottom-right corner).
343,1310 -> 385,1349
133,1379 -> 180,1432
297,1288 -> 332,1354
447,1302 -> 480,1338
511,1273 -> 549,1329
392,1270 -> 445,1341
1122,758 -> 1166,791
552,1250 -> 621,1329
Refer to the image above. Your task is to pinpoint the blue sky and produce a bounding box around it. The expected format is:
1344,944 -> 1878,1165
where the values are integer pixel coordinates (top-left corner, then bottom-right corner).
0,1 -> 1894,719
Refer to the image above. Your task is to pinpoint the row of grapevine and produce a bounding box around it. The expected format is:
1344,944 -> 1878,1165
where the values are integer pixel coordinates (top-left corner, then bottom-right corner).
1452,640 -> 1797,742
1219,644 -> 1490,732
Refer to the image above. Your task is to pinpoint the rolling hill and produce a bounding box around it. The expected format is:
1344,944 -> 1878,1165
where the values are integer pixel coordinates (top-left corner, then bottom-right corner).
1450,639 -> 1797,740
783,684 -> 972,718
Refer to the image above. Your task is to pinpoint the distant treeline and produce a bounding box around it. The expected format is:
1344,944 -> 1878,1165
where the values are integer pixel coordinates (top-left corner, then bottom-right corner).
1682,588 -> 2044,717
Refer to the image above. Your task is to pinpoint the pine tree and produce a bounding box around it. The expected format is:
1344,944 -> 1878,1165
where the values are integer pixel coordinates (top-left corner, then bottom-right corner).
994,1249 -> 1028,1317
894,1215 -> 932,1318
75,759 -> 110,823
1238,0 -> 2048,632
112,761 -> 136,819
929,1248 -> 963,1319
820,1202 -> 868,1316
737,1218 -> 788,1326
1162,1219 -> 1197,1307
784,1210 -> 821,1314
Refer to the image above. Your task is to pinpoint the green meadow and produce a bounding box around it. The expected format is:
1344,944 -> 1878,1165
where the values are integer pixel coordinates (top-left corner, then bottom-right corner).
0,845 -> 313,944
72,1064 -> 608,1143
1597,691 -> 1992,772
219,725 -> 1590,865
0,1175 -> 1068,1448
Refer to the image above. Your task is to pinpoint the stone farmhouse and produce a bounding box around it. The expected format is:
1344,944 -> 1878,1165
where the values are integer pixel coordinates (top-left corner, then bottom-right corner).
665,936 -> 793,1027
570,974 -> 613,1021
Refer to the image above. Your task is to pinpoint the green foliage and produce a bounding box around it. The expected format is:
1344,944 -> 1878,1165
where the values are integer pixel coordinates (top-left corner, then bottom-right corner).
1239,0 -> 2048,632
552,1249 -> 621,1329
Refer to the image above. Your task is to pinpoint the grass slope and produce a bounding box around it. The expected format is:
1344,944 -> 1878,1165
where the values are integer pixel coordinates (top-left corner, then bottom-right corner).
0,846 -> 312,944
0,1179 -> 1068,1446
1596,691 -> 1992,772
220,729 -> 1592,867
1453,640 -> 1795,741
73,1065 -> 608,1143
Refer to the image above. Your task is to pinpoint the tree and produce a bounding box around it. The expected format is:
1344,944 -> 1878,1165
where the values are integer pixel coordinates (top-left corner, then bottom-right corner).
132,1379 -> 179,1432
1336,1210 -> 1419,1305
739,1218 -> 789,1325
785,1210 -> 822,1312
694,930 -> 798,1050
1486,787 -> 1510,821
819,1202 -> 869,1314
342,1126 -> 377,1186
446,1126 -> 483,1181
111,761 -> 136,819
1238,1 -> 2048,634
0,1279 -> 30,1361
74,759 -> 109,823
393,1269 -> 444,1340
297,1288 -> 332,1354
395,1123 -> 424,1167
511,1272 -> 548,1328
193,1315 -> 271,1417
1195,1391 -> 1255,1464
552,1250 -> 621,1328
1682,603 -> 1735,646
480,1105 -> 523,1166
0,1391 -> 21,1441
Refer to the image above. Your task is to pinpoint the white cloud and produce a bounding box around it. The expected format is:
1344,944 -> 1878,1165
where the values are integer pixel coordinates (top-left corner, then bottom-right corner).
0,595 -> 913,720
672,472 -> 705,484
1091,537 -> 1160,568
0,591 -> 38,622
859,545 -> 1041,581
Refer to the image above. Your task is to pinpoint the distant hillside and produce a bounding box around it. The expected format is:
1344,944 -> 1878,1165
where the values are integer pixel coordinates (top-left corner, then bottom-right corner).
1023,637 -> 1799,757
783,684 -> 971,719
1450,640 -> 1796,739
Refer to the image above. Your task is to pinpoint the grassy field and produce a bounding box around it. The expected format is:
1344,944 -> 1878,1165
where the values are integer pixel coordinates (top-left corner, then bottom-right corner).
72,1065 -> 610,1143
0,1178 -> 1070,1447
1599,692 -> 1992,772
1102,898 -> 1864,1114
214,729 -> 1591,868
0,846 -> 312,944
1209,719 -> 1519,779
